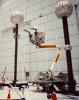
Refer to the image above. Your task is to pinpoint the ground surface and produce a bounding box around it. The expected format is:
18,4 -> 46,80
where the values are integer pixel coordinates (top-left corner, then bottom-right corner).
0,85 -> 79,100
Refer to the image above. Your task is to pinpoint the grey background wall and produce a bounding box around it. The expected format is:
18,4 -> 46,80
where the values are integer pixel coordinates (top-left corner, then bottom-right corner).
0,0 -> 79,83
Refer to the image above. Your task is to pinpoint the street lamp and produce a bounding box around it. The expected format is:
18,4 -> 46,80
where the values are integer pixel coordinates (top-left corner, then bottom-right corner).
55,0 -> 76,91
11,10 -> 24,84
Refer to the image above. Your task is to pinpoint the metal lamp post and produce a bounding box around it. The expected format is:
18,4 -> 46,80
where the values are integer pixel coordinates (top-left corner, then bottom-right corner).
55,0 -> 76,91
11,11 -> 24,84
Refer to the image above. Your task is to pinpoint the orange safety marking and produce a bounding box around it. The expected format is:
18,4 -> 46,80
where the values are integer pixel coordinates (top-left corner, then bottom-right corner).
51,91 -> 57,100
38,45 -> 57,48
55,53 -> 60,62
7,88 -> 11,100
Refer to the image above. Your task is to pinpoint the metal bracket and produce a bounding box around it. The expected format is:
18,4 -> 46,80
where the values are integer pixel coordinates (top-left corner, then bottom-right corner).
63,45 -> 72,50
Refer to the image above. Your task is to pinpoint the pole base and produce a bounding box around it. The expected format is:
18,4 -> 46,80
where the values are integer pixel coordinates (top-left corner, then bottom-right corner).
57,90 -> 79,96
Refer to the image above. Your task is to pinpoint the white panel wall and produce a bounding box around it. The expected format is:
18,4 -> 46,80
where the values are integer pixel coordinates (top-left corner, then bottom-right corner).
0,0 -> 79,82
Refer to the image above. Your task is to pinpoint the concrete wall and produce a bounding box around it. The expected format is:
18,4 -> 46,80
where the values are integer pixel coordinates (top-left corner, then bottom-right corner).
0,0 -> 79,83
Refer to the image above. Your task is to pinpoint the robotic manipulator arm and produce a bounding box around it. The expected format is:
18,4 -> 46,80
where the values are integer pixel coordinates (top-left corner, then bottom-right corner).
24,28 -> 61,75
24,28 -> 45,46
39,45 -> 61,75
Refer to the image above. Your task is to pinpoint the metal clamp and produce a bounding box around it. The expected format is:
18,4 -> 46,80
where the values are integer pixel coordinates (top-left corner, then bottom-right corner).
63,45 -> 72,50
